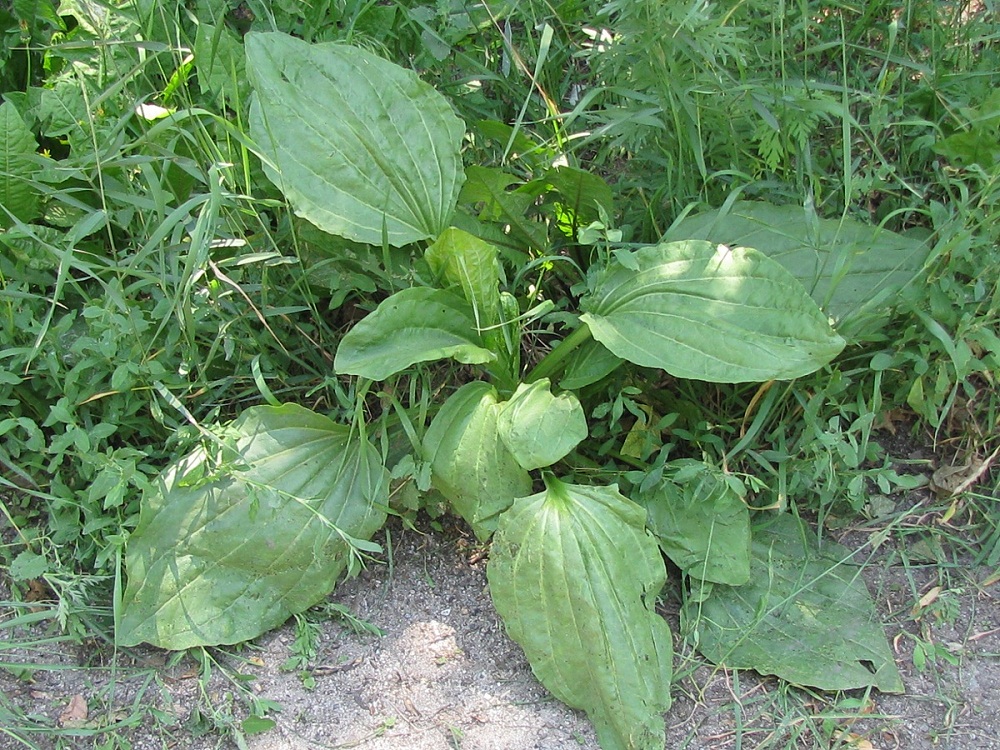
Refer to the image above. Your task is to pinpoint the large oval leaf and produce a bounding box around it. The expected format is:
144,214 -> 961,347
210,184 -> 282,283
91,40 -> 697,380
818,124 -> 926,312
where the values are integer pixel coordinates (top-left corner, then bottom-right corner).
117,404 -> 388,649
246,32 -> 465,246
422,382 -> 531,540
579,240 -> 845,382
334,287 -> 495,380
488,477 -> 672,750
663,201 -> 934,331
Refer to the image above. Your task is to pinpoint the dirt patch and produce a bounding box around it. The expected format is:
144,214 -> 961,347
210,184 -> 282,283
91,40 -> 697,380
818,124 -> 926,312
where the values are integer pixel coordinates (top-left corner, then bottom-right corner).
239,527 -> 600,750
2,516 -> 999,750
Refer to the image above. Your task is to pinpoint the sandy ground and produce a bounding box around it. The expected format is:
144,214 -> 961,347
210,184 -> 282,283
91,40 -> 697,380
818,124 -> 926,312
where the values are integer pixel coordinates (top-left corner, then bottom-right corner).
2,513 -> 999,750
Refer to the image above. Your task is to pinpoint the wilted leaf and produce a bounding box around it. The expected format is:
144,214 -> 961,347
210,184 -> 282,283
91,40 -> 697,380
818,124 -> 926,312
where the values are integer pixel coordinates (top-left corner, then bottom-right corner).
246,32 -> 465,246
26,579 -> 55,605
488,477 -> 672,750
580,241 -> 845,382
118,404 -> 388,649
683,513 -> 904,693
58,694 -> 88,728
423,382 -> 531,540
930,445 -> 1000,498
334,287 -> 495,380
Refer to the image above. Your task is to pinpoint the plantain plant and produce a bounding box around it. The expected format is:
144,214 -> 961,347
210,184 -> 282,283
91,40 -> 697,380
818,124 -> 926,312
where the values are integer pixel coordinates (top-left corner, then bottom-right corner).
117,32 -> 929,749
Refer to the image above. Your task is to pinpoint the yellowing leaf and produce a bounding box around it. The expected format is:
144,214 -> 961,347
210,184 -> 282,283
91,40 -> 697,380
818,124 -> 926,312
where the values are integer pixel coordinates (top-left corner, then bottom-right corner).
58,694 -> 88,728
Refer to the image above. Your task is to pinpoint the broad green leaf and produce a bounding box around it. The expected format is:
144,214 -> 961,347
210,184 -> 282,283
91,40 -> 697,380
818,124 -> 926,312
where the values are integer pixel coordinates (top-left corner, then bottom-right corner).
932,89 -> 1000,169
488,477 -> 672,750
0,101 -> 41,229
663,201 -> 934,330
579,240 -> 845,383
422,382 -> 531,540
117,404 -> 388,649
460,165 -> 547,250
241,716 -> 277,735
246,32 -> 465,247
637,460 -> 750,586
34,79 -> 88,139
9,550 -> 49,581
496,379 -> 588,470
334,287 -> 495,380
934,129 -> 1000,169
683,513 -> 904,693
425,227 -> 502,328
0,224 -> 62,269
539,165 -> 614,230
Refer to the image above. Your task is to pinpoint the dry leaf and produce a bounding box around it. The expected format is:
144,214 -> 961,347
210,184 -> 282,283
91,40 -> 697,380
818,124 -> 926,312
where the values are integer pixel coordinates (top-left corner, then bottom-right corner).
26,579 -> 56,612
832,731 -> 876,749
931,445 -> 1000,498
911,585 -> 942,618
58,694 -> 88,728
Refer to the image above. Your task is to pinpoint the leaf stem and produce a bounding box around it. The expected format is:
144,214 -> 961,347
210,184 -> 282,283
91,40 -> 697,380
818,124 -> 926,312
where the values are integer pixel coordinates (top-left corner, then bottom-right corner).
525,323 -> 593,384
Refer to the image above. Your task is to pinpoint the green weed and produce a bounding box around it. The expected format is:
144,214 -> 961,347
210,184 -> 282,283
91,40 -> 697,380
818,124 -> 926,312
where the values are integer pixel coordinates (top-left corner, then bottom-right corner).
1,1 -> 997,748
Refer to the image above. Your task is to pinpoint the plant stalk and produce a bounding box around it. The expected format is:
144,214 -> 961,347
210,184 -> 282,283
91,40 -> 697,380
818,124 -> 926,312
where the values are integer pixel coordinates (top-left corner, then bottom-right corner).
525,323 -> 593,384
